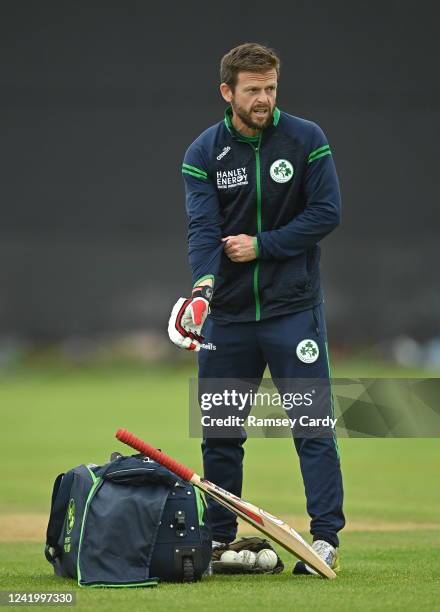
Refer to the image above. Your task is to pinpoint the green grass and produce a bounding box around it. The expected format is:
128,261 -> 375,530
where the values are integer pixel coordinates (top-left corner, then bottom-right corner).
1,532 -> 440,611
1,359 -> 439,610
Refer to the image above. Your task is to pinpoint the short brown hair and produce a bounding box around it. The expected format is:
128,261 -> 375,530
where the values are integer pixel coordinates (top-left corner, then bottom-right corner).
220,43 -> 280,89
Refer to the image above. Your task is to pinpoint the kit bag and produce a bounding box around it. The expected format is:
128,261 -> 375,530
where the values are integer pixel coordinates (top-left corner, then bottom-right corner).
45,454 -> 211,586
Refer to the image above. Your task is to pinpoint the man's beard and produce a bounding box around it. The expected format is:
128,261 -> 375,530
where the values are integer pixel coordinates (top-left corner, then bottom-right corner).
231,99 -> 274,131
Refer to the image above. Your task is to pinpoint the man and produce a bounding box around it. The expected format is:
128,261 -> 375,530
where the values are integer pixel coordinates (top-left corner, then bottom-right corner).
168,43 -> 345,575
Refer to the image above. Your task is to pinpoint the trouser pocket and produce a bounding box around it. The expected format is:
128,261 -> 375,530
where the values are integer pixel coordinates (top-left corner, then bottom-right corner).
311,304 -> 322,337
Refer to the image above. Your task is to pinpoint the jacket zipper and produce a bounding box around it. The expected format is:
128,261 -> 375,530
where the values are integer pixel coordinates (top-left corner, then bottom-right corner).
238,134 -> 262,321
252,136 -> 262,321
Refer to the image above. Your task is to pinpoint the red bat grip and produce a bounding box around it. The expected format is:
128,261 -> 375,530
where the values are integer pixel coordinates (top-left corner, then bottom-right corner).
116,428 -> 195,482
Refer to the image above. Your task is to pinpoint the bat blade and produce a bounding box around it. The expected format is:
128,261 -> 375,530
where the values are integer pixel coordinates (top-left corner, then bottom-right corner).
115,428 -> 336,579
193,475 -> 336,579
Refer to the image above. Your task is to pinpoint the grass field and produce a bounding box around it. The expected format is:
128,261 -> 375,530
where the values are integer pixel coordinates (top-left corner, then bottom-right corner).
1,359 -> 439,610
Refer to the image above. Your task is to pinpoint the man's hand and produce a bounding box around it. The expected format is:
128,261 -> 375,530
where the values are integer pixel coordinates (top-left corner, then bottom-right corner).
222,234 -> 257,262
167,286 -> 212,352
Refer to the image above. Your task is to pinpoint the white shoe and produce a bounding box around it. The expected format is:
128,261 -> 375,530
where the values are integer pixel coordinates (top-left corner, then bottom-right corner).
292,540 -> 340,575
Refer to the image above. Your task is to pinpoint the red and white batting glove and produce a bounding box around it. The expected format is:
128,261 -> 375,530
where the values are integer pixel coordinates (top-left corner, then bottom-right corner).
167,286 -> 213,352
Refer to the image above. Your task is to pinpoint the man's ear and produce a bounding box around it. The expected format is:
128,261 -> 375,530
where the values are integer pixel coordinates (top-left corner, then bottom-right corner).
220,82 -> 233,103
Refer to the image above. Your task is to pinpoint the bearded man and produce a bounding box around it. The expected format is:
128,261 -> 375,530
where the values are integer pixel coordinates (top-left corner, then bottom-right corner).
168,42 -> 345,575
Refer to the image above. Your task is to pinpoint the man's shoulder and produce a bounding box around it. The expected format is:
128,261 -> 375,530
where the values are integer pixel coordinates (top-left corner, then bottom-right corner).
278,111 -> 324,142
184,121 -> 225,161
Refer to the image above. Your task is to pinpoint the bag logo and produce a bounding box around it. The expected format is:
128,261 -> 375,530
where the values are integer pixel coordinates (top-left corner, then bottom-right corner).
66,498 -> 75,534
296,339 -> 319,363
270,159 -> 294,183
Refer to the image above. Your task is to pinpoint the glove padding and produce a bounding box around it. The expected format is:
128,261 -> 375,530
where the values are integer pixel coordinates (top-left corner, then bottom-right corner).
211,536 -> 284,574
168,296 -> 209,352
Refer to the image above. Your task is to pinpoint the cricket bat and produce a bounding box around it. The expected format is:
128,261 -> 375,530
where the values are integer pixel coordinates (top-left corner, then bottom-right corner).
116,428 -> 336,579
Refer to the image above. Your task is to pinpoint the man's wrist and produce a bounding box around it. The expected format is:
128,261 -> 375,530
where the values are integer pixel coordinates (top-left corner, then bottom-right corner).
192,285 -> 213,302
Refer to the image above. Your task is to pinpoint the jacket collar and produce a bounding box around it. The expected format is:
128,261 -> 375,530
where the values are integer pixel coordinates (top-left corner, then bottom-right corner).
223,106 -> 280,140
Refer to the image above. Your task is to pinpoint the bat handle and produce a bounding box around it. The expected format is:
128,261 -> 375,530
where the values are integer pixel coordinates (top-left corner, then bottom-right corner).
115,428 -> 195,482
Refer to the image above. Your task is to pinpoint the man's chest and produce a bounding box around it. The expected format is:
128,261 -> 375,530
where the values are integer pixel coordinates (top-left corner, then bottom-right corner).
212,139 -> 306,215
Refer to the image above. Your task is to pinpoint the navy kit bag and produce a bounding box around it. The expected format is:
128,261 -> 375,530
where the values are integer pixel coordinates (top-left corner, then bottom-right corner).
45,454 -> 212,586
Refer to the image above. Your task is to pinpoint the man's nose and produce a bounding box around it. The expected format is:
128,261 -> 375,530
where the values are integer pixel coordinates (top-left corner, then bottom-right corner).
256,91 -> 270,105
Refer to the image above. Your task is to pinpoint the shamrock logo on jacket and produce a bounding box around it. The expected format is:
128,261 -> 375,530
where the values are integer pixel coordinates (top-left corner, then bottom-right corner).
274,161 -> 292,178
270,159 -> 294,183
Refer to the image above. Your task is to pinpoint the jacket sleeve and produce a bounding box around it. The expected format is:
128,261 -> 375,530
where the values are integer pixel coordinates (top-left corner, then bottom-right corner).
257,124 -> 341,260
182,146 -> 224,286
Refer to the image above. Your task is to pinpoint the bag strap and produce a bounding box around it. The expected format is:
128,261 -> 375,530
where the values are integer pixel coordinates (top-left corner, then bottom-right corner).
45,471 -> 74,562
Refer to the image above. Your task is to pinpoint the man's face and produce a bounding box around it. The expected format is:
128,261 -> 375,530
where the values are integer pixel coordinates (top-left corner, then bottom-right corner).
227,70 -> 278,131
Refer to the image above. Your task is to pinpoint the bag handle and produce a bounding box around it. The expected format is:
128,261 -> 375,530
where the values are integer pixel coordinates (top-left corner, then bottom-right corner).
45,471 -> 74,562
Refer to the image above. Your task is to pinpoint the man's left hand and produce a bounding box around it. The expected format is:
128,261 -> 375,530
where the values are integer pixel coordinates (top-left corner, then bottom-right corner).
222,234 -> 257,262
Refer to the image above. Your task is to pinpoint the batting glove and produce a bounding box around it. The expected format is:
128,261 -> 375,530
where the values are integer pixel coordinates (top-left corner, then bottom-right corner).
167,286 -> 213,352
